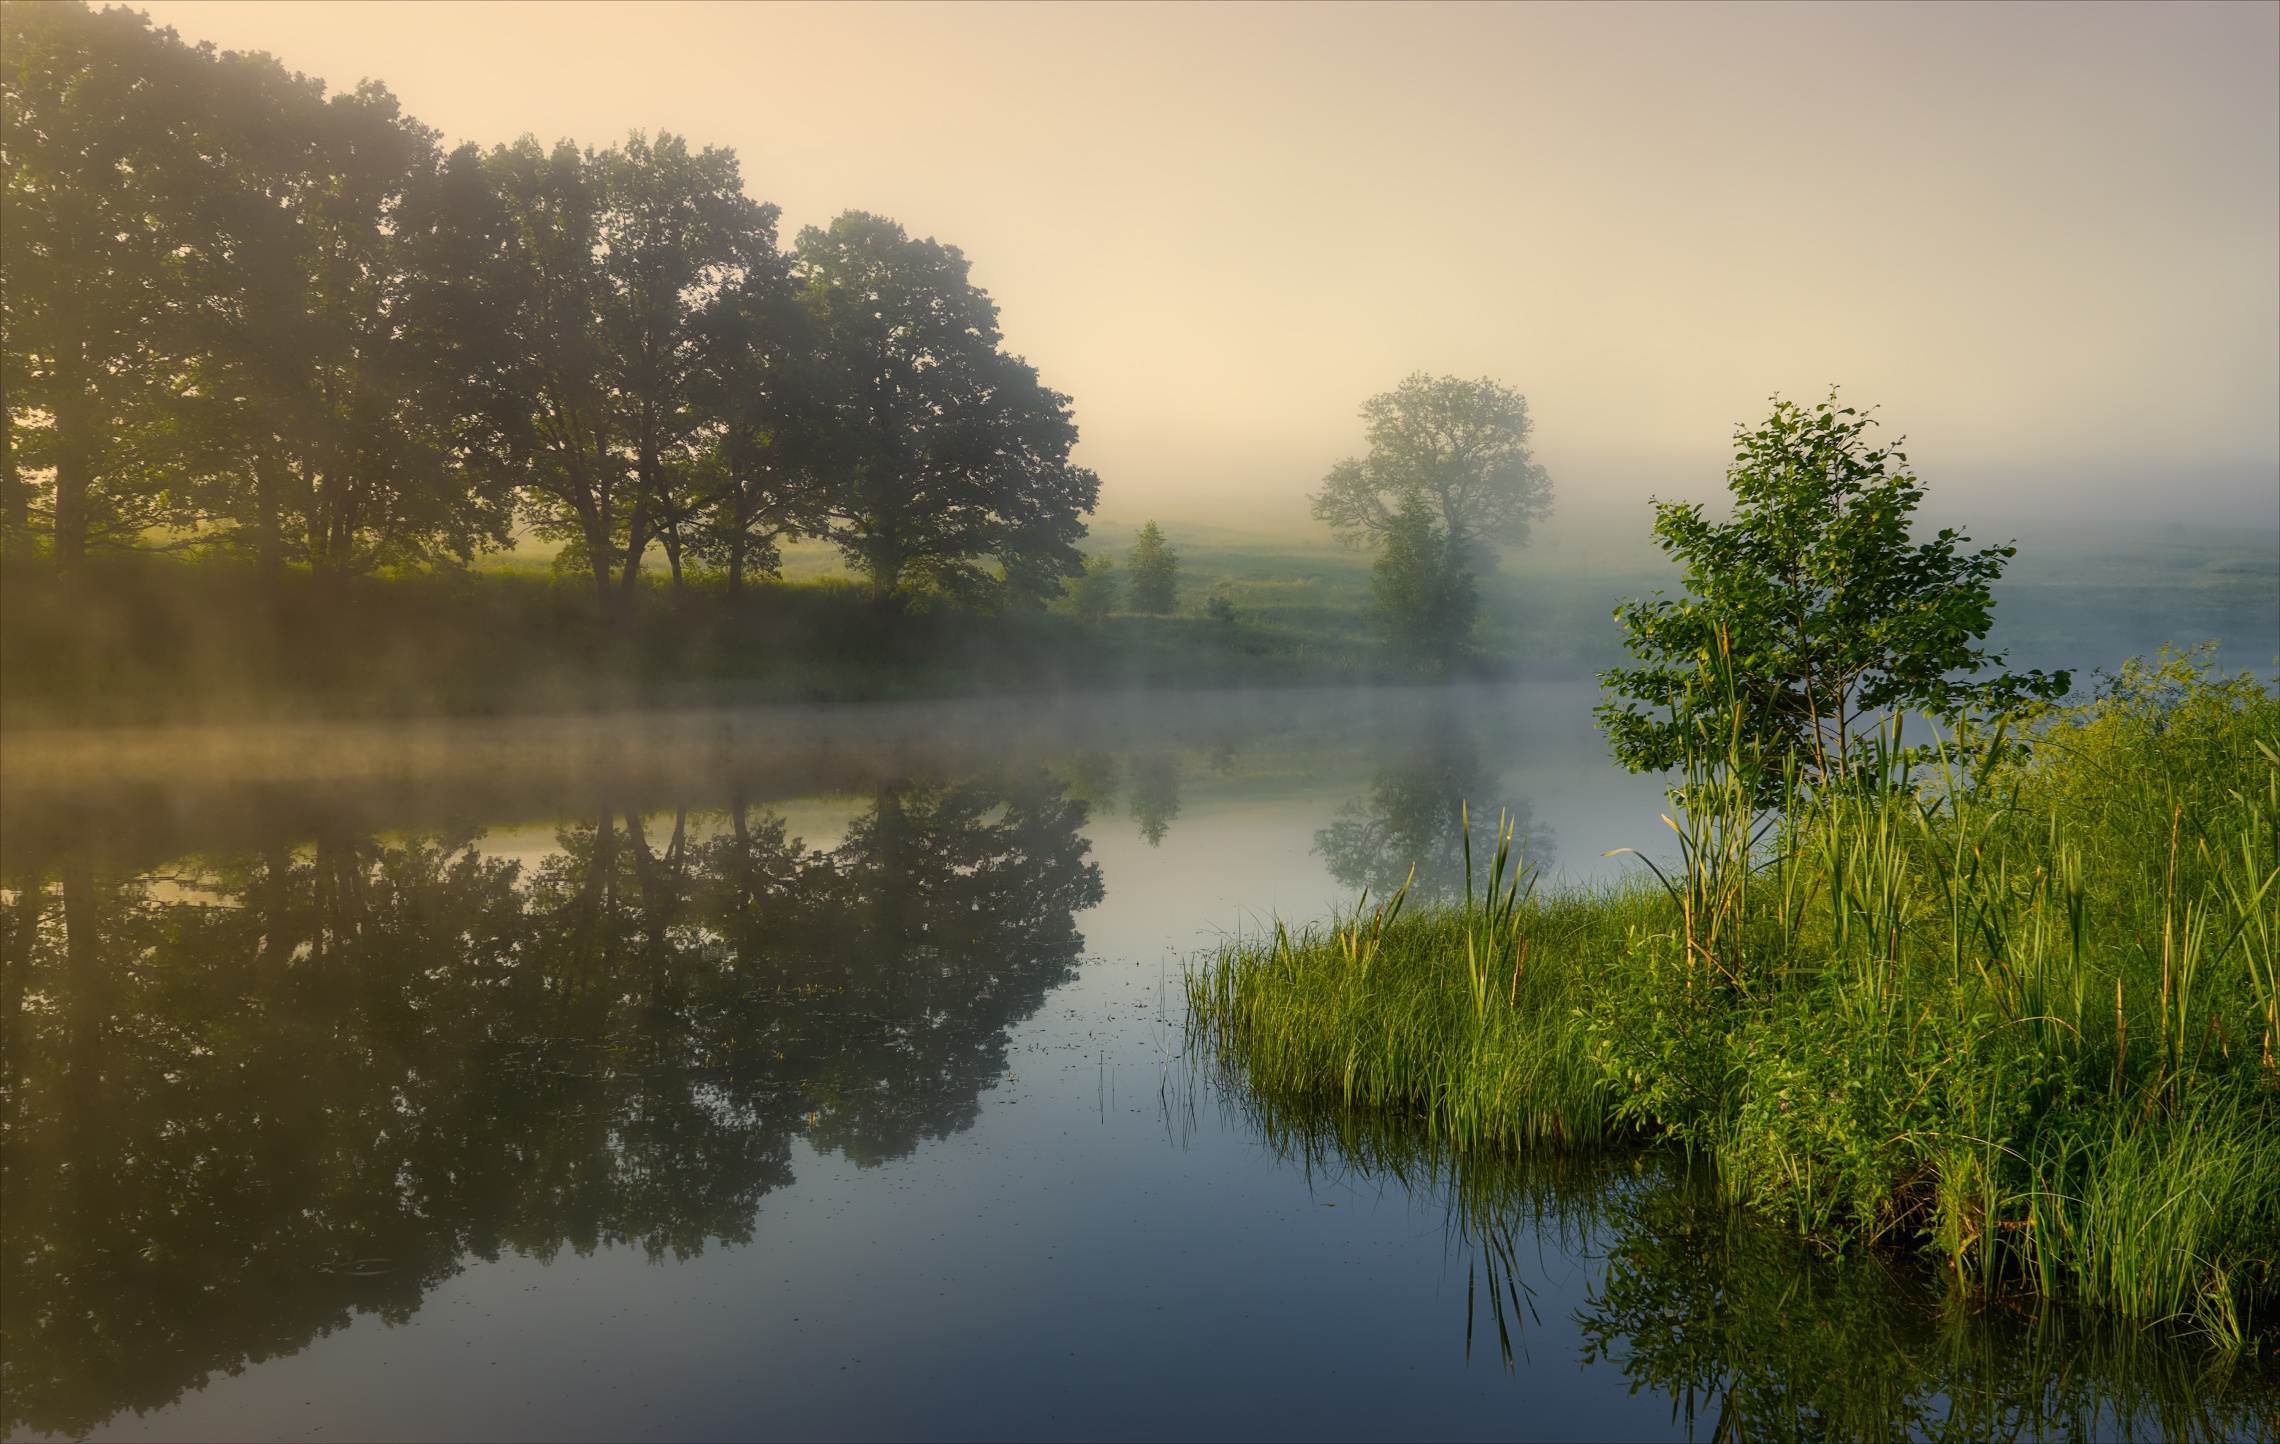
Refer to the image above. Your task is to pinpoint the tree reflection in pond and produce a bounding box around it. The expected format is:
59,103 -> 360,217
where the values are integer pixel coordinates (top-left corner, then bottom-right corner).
1127,754 -> 1182,848
0,771 -> 1100,1439
1313,712 -> 1554,901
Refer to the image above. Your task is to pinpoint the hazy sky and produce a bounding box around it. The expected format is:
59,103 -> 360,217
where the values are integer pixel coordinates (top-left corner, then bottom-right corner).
135,1 -> 2280,528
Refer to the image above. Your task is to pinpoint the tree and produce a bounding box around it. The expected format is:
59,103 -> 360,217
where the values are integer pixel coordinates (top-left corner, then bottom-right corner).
468,132 -> 775,611
181,58 -> 512,578
1056,552 -> 1119,621
1595,393 -> 2070,793
795,212 -> 1097,605
1370,489 -> 1478,662
2,3 -> 212,570
1126,520 -> 1178,614
681,255 -> 828,599
1312,373 -> 1552,564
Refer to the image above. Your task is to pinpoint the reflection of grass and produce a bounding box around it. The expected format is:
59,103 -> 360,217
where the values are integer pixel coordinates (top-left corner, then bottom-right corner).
1191,653 -> 2280,1341
1226,1085 -> 2280,1437
1214,1080 -> 1628,1368
1583,1162 -> 2280,1440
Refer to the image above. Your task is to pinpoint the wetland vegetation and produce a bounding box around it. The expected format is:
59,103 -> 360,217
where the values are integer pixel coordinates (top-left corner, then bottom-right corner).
1191,391 -> 2280,1367
1197,649 -> 2280,1334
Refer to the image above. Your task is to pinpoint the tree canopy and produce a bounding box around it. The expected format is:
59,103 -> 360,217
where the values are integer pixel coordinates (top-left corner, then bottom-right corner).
1312,373 -> 1552,562
1,4 -> 1099,606
794,212 -> 1098,605
1596,393 -> 2070,792
1126,520 -> 1179,614
1368,490 -> 1479,667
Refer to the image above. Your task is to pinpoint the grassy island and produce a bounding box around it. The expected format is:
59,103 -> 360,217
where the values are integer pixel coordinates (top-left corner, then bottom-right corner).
1191,650 -> 2280,1339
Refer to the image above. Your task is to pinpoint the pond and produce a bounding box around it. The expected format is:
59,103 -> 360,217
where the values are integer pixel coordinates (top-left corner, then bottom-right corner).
3,684 -> 2272,1441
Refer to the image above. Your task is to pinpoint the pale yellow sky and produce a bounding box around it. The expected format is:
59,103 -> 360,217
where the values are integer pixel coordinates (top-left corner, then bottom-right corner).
135,0 -> 2280,528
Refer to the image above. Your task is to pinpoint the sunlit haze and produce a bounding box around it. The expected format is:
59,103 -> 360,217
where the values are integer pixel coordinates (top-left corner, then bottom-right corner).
133,0 -> 2280,528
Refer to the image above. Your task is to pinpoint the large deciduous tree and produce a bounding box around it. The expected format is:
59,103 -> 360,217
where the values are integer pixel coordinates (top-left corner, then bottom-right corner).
2,2 -> 209,570
1595,393 -> 2070,793
184,60 -> 511,577
795,212 -> 1097,605
681,255 -> 829,598
5,6 -> 511,578
471,131 -> 776,611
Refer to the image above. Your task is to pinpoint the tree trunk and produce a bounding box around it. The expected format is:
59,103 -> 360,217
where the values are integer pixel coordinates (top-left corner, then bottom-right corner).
572,499 -> 618,617
313,466 -> 350,581
866,532 -> 901,603
617,499 -> 652,608
300,460 -> 325,577
252,456 -> 286,576
590,538 -> 616,614
620,423 -> 663,607
0,875 -> 41,1095
1,411 -> 29,562
50,385 -> 94,575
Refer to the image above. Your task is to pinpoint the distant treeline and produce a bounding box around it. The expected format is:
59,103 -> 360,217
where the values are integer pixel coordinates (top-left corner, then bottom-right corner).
1,2 -> 1096,610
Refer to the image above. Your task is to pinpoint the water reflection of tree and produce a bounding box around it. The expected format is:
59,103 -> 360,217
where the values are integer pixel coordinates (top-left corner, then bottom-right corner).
1232,1090 -> 2280,1439
1127,755 -> 1182,847
1312,720 -> 1552,900
0,771 -> 1099,1438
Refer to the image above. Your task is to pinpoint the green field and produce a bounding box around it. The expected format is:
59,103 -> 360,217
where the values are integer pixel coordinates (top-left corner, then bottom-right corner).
2,515 -> 2268,725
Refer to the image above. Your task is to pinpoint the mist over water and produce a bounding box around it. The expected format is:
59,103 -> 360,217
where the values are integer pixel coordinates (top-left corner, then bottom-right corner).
6,685 -> 2274,1440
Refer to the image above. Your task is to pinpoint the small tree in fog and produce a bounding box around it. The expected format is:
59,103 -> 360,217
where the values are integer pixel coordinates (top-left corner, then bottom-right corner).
1596,392 -> 2070,793
1127,521 -> 1179,614
1312,373 -> 1552,566
1057,552 -> 1119,621
1370,491 -> 1477,664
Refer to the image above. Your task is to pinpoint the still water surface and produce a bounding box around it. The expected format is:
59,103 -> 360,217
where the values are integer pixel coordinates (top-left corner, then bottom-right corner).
3,685 -> 2272,1441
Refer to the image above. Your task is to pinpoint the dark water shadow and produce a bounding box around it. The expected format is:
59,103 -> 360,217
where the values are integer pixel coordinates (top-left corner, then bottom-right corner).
1219,1085 -> 2280,1443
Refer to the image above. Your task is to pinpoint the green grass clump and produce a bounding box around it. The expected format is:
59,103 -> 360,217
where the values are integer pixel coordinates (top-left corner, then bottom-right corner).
1190,648 -> 2280,1334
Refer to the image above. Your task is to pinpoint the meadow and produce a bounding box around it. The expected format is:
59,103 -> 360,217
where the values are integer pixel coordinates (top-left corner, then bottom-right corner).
4,518 -> 2268,725
1189,648 -> 2280,1340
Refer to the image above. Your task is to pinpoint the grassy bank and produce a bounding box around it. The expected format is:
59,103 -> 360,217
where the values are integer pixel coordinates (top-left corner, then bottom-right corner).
1189,650 -> 2280,1337
4,521 -> 2270,723
0,556 -> 1393,724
